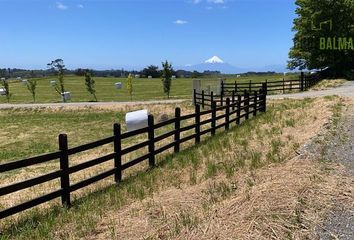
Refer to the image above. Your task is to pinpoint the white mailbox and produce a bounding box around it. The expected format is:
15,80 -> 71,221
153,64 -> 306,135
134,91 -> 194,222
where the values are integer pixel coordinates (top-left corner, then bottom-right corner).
61,92 -> 71,101
50,80 -> 57,87
125,110 -> 148,132
0,88 -> 6,96
115,82 -> 122,89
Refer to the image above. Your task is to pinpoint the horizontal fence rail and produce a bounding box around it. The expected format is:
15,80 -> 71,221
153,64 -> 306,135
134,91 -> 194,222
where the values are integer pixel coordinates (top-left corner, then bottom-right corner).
0,88 -> 267,220
194,72 -> 321,108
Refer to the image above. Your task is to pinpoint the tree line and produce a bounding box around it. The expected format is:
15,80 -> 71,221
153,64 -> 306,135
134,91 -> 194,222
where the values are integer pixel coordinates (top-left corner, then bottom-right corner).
0,59 -> 174,103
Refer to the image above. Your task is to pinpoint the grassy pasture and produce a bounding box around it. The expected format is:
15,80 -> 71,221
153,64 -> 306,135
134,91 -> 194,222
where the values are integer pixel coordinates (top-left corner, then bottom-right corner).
0,73 -> 298,103
0,96 -> 346,239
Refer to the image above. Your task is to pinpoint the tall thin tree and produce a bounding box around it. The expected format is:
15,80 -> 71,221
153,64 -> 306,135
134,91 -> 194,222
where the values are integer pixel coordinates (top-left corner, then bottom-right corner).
84,69 -> 97,101
161,60 -> 173,98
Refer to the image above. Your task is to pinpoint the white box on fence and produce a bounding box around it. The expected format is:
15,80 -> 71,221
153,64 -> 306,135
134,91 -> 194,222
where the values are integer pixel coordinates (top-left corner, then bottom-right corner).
0,88 -> 6,96
61,92 -> 71,101
50,80 -> 57,87
125,110 -> 149,132
115,82 -> 122,89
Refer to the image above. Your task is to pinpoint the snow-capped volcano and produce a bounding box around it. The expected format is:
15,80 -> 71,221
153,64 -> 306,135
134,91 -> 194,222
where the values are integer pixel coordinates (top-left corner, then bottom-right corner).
205,56 -> 224,64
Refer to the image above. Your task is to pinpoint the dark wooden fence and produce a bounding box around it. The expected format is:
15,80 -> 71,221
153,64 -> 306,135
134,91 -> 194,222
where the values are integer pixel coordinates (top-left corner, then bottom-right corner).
0,88 -> 267,220
194,72 -> 321,108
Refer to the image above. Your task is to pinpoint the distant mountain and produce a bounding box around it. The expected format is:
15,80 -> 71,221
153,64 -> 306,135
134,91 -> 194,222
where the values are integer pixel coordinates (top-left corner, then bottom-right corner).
178,56 -> 294,74
181,56 -> 245,74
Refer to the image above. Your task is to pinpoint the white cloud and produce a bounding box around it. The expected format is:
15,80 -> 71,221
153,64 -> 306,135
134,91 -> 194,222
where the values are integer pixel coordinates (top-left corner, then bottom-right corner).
208,0 -> 225,4
56,2 -> 68,10
174,19 -> 188,25
77,4 -> 84,9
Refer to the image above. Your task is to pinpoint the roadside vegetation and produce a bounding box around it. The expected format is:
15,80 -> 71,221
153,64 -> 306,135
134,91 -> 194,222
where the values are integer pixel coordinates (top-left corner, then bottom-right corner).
310,79 -> 347,91
0,96 -> 348,239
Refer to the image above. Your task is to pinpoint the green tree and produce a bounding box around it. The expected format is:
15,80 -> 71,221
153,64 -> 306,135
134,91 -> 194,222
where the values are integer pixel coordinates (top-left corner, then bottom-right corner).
161,60 -> 173,98
26,79 -> 37,102
1,79 -> 11,103
142,65 -> 161,78
288,0 -> 354,78
127,73 -> 133,100
47,59 -> 67,101
84,69 -> 97,101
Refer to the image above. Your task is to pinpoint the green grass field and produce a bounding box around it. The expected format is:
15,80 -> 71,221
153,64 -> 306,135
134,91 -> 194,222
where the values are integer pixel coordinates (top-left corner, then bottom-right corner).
0,96 -> 344,239
0,74 -> 299,104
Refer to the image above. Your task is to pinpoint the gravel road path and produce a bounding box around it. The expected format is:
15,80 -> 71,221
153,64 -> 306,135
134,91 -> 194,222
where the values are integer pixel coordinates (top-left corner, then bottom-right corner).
0,99 -> 186,109
268,81 -> 354,100
317,105 -> 354,240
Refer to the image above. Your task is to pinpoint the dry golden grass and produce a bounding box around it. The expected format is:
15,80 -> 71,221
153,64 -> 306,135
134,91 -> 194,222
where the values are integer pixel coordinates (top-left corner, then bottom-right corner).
2,96 -> 351,239
42,96 -> 350,239
311,79 -> 347,91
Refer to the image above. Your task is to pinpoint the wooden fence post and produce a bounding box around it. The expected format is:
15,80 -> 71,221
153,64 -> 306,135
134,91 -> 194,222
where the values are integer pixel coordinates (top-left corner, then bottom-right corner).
193,89 -> 196,106
244,90 -> 249,120
225,98 -> 230,130
210,91 -> 214,108
201,90 -> 205,109
174,107 -> 181,153
282,78 -> 285,93
300,72 -> 304,91
113,123 -> 122,183
253,91 -> 258,116
148,115 -> 155,167
249,80 -> 252,92
221,80 -> 224,98
231,91 -> 235,111
211,101 -> 216,136
236,95 -> 241,125
220,92 -> 223,107
262,82 -> 267,112
234,81 -> 237,93
195,104 -> 200,144
290,79 -> 293,91
59,134 -> 70,208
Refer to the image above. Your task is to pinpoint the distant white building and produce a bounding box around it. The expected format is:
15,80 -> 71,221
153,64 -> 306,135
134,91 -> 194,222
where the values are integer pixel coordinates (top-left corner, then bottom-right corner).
135,74 -> 140,79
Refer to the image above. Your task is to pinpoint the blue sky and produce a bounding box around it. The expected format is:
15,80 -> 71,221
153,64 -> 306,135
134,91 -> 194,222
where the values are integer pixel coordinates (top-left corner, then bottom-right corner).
0,0 -> 297,70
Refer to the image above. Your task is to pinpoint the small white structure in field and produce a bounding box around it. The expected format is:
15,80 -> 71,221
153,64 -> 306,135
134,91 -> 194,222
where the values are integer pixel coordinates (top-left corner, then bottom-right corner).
125,109 -> 149,132
283,72 -> 287,76
16,77 -> 22,80
135,74 -> 140,79
61,92 -> 71,101
115,82 -> 122,89
50,80 -> 57,87
0,88 -> 6,96
172,75 -> 176,79
236,74 -> 241,78
1,78 -> 6,81
148,75 -> 152,79
22,79 -> 28,85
